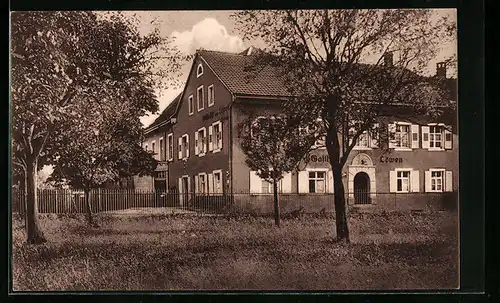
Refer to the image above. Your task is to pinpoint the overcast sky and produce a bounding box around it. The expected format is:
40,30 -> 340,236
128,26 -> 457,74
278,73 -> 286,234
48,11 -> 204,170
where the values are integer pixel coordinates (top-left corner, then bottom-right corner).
124,10 -> 457,128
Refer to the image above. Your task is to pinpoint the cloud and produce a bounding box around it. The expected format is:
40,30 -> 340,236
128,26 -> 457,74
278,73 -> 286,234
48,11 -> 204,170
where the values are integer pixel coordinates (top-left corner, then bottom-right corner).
171,18 -> 245,54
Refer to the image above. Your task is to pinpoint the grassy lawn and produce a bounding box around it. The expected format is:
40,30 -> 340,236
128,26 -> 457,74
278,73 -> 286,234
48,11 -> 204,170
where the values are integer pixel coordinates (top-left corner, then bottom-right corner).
11,211 -> 459,291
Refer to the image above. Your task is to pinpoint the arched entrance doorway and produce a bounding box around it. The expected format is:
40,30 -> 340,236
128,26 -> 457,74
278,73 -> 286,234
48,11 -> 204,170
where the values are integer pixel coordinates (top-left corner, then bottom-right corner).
354,172 -> 371,204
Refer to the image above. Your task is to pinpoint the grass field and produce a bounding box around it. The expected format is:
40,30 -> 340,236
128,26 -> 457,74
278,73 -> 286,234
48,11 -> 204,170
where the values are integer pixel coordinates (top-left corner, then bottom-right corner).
11,211 -> 459,291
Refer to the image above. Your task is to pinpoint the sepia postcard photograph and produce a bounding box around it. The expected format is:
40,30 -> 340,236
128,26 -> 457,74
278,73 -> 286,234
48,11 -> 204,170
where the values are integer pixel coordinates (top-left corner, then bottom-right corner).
10,8 -> 461,292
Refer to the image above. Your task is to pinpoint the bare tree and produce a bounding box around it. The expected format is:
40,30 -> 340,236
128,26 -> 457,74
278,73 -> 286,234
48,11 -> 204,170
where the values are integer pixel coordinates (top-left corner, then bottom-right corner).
233,9 -> 456,242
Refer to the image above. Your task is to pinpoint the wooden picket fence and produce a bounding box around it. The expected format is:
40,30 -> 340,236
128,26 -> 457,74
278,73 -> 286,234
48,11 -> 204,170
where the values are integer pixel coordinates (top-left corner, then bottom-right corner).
11,188 -> 458,215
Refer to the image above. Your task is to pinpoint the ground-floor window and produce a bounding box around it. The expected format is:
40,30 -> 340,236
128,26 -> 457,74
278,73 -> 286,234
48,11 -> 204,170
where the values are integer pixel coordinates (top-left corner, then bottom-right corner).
309,171 -> 326,193
261,179 -> 283,194
430,170 -> 443,192
212,170 -> 223,194
397,170 -> 411,193
389,169 -> 419,193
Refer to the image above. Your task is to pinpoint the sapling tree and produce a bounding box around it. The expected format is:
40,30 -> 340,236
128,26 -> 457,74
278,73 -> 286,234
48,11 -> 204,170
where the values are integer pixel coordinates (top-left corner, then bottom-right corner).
233,9 -> 456,241
11,11 -> 184,243
238,113 -> 316,227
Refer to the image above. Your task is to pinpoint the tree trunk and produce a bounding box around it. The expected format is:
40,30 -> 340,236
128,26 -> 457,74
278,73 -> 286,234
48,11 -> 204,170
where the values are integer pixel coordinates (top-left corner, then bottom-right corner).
84,189 -> 94,226
332,164 -> 350,242
273,179 -> 281,227
326,125 -> 350,242
25,158 -> 46,244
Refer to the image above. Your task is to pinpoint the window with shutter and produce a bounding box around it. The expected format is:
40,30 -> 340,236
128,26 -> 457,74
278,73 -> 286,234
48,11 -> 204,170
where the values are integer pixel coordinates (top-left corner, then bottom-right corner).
388,123 -> 396,149
444,130 -> 453,149
298,171 -> 309,193
429,126 -> 444,149
208,125 -> 213,151
213,170 -> 223,194
421,126 -> 430,149
194,131 -> 199,155
427,169 -> 445,192
411,124 -> 420,149
208,173 -> 213,194
445,171 -> 453,192
411,170 -> 420,192
177,137 -> 182,160
213,121 -> 222,152
389,170 -> 397,193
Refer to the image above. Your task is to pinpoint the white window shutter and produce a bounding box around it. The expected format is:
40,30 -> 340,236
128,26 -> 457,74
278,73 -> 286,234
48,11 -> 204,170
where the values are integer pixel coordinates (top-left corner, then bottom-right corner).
327,170 -> 334,193
411,124 -> 420,149
281,173 -> 292,193
424,170 -> 431,192
194,131 -> 199,155
371,123 -> 379,148
208,125 -> 213,151
444,129 -> 453,149
421,126 -> 430,149
388,123 -> 396,149
194,175 -> 199,194
178,137 -> 182,160
208,173 -> 213,194
389,170 -> 397,193
249,171 -> 261,193
186,136 -> 190,158
203,128 -> 207,154
411,170 -> 420,192
445,171 -> 453,192
178,178 -> 182,194
219,121 -> 223,150
298,171 -> 309,193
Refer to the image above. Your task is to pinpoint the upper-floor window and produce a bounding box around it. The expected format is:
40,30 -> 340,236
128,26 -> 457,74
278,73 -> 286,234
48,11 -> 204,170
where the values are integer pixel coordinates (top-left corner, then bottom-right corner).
196,64 -> 203,78
151,141 -> 156,157
188,95 -> 194,116
213,121 -> 223,152
429,126 -> 443,149
178,134 -> 189,160
195,127 -> 207,156
421,123 -> 453,150
388,122 -> 419,150
159,138 -> 164,161
351,123 -> 379,149
167,133 -> 173,161
208,84 -> 215,107
197,85 -> 204,112
144,143 -> 148,151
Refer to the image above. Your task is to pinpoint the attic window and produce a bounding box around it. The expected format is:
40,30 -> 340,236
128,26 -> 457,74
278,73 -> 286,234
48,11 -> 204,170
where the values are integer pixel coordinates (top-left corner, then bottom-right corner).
197,64 -> 203,78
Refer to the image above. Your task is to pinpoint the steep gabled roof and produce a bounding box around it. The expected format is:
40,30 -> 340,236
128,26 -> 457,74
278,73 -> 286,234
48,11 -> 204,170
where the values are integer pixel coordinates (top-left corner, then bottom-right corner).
198,49 -> 291,97
144,93 -> 182,133
198,49 -> 457,105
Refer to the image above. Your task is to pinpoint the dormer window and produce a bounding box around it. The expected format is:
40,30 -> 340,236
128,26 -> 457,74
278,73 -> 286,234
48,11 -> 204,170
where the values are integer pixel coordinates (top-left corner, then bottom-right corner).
196,64 -> 203,78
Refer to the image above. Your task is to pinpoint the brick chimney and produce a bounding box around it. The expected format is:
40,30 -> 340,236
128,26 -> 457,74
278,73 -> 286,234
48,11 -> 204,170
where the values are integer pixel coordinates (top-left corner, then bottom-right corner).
436,62 -> 447,78
383,52 -> 393,67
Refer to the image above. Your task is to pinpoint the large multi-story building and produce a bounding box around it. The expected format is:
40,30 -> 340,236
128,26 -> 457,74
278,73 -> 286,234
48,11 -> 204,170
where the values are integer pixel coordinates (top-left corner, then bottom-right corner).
142,47 -> 458,212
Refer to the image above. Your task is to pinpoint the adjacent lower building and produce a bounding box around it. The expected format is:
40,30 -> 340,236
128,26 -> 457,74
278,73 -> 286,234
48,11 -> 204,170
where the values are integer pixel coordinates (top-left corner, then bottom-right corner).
142,47 -> 458,212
